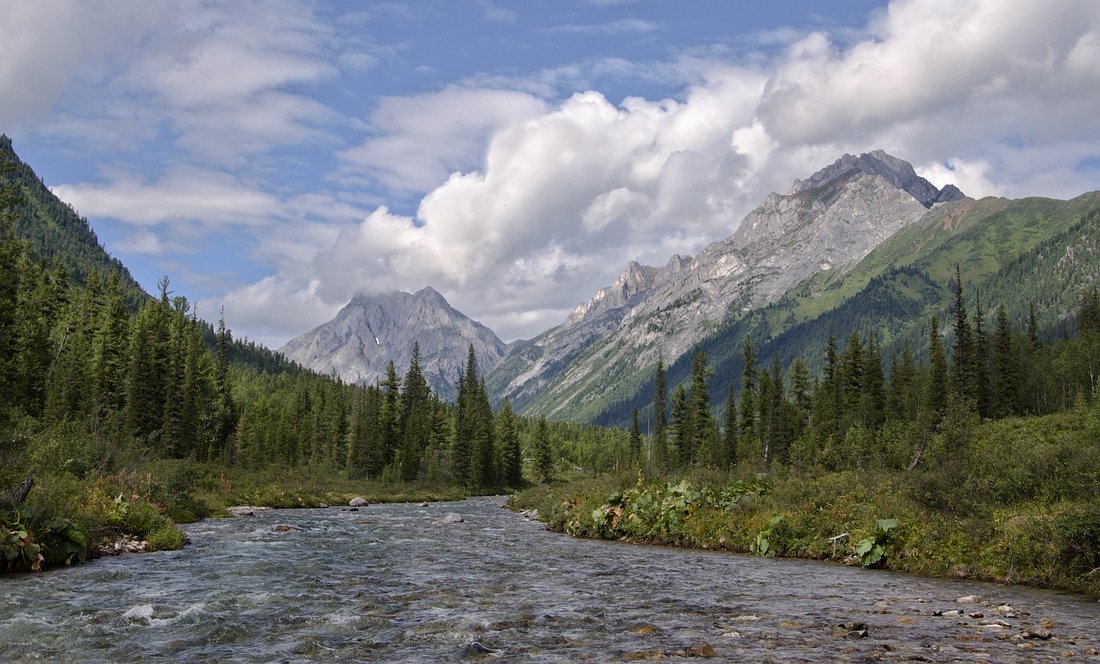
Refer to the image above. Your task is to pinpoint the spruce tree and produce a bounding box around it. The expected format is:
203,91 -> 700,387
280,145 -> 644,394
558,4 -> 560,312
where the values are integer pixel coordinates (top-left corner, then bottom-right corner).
652,355 -> 668,471
689,350 -> 716,466
723,383 -> 738,467
671,384 -> 692,467
533,416 -> 553,483
990,305 -> 1020,418
972,288 -> 991,418
629,407 -> 642,464
497,398 -> 522,488
739,336 -> 757,449
926,316 -> 948,424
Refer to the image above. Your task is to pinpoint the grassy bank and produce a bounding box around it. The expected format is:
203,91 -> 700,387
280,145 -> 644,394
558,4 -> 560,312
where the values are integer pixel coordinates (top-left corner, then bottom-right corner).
2,461 -> 470,573
511,407 -> 1100,597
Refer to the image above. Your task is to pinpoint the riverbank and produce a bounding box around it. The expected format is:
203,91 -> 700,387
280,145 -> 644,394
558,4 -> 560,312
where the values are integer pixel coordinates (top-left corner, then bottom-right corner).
1,461 -> 471,573
509,468 -> 1100,597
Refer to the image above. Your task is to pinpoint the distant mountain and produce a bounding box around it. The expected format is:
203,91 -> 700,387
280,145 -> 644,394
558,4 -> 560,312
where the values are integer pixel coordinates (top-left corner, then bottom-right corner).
280,287 -> 507,399
488,150 -> 962,421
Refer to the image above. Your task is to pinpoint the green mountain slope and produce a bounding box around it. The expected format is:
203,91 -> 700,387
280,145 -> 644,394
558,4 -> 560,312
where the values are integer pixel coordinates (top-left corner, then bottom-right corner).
594,193 -> 1100,427
1,135 -> 301,376
0,135 -> 146,308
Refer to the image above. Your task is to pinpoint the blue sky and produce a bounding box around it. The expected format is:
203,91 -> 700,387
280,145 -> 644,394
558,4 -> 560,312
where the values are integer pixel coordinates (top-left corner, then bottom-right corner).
2,0 -> 1099,347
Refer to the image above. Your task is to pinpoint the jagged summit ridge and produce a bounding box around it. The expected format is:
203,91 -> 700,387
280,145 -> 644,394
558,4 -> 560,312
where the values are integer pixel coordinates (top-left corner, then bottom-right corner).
489,150 -> 961,419
790,149 -> 963,208
281,287 -> 506,399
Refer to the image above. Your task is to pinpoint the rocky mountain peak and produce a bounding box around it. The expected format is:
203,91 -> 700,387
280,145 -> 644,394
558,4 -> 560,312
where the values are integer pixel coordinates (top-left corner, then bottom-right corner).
564,260 -> 660,328
281,288 -> 506,399
789,150 -> 961,208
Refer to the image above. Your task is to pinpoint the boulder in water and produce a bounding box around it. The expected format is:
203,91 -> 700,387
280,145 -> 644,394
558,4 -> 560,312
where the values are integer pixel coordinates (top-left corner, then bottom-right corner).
349,497 -> 369,507
438,512 -> 464,524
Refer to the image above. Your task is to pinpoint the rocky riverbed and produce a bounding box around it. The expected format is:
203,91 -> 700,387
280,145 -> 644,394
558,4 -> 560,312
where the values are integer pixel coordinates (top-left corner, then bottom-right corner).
2,497 -> 1097,662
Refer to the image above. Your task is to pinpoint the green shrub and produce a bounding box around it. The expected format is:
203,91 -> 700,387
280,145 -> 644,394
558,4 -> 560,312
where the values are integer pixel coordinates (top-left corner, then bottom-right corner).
1053,506 -> 1100,579
145,525 -> 186,551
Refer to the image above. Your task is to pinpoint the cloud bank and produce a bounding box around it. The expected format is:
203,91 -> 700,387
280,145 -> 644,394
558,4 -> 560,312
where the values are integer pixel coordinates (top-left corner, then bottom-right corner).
4,0 -> 1098,347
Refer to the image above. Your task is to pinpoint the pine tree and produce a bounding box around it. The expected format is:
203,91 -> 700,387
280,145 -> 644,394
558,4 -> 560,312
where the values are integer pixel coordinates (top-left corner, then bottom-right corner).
399,343 -> 431,482
990,304 -> 1020,418
689,350 -> 717,466
124,279 -> 174,441
886,341 -> 917,422
788,357 -> 811,415
926,316 -> 948,424
723,383 -> 738,467
652,354 -> 668,471
497,398 -> 522,488
379,360 -> 402,471
533,416 -> 553,482
671,384 -> 691,467
91,271 -> 131,417
739,336 -> 757,449
859,334 -> 885,429
972,288 -> 991,418
950,265 -> 974,402
629,407 -> 642,463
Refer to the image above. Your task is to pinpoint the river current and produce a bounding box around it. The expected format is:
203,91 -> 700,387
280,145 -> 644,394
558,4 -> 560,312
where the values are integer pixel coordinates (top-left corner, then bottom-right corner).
2,496 -> 1097,662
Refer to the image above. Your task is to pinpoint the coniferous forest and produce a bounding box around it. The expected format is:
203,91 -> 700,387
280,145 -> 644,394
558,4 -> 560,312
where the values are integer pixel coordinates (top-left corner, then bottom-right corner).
1,138 -> 634,572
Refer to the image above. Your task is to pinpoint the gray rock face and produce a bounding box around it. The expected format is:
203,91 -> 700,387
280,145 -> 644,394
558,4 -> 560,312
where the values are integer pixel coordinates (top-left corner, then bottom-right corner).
790,149 -> 945,208
491,151 -> 960,420
280,287 -> 506,400
935,184 -> 966,203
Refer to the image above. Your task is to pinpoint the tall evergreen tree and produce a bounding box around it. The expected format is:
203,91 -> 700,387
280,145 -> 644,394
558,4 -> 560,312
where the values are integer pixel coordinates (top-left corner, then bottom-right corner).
652,354 -> 667,471
399,343 -> 431,482
723,383 -> 738,467
689,350 -> 717,466
926,316 -> 948,424
629,407 -> 642,463
671,384 -> 692,467
533,416 -> 553,482
990,304 -> 1020,418
859,334 -> 885,429
739,336 -> 757,449
972,288 -> 991,418
950,265 -> 974,403
497,398 -> 522,488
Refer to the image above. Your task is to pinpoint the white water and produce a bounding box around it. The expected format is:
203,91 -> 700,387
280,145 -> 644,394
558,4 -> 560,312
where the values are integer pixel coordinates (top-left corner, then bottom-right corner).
1,497 -> 1097,662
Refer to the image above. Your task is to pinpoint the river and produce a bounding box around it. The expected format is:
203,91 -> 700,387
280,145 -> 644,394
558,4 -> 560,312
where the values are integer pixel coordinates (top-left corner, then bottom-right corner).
2,496 -> 1097,662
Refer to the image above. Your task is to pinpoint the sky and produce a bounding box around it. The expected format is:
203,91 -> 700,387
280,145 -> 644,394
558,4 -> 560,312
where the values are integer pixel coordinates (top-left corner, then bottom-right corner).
2,0 -> 1099,348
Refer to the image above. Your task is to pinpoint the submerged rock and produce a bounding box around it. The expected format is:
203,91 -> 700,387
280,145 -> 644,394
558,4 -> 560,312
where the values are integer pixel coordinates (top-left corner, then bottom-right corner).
226,505 -> 270,517
833,621 -> 869,638
438,513 -> 464,524
273,524 -> 302,533
461,640 -> 496,657
955,595 -> 982,604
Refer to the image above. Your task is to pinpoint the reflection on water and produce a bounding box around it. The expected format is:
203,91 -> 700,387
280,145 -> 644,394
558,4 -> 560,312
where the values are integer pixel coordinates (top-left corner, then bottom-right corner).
2,497 -> 1098,662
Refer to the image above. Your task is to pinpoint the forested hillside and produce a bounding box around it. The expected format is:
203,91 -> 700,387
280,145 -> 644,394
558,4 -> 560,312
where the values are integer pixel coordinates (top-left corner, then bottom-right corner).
0,139 -> 633,572
596,194 -> 1100,428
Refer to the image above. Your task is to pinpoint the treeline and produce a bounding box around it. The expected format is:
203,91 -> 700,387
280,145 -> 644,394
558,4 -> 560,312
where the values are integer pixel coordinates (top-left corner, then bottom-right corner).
1,208 -> 637,494
644,265 -> 1100,474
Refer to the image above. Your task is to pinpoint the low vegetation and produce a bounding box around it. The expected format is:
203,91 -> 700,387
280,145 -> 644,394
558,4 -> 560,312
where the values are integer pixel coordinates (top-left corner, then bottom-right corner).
512,399 -> 1100,596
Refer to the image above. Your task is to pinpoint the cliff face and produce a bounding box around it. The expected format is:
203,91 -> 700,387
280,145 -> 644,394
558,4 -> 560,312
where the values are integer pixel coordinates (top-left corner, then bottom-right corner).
489,151 -> 961,420
280,287 -> 506,399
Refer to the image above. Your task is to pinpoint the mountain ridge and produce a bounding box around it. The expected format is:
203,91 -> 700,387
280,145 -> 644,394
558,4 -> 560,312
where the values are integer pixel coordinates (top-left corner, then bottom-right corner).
486,150 -> 962,420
